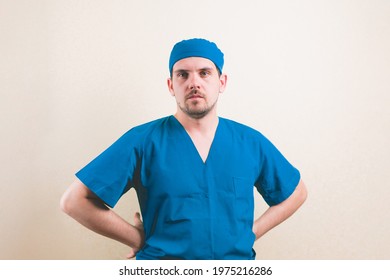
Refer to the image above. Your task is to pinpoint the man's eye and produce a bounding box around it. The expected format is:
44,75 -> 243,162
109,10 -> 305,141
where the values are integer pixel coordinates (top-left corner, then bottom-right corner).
177,72 -> 188,78
200,71 -> 210,77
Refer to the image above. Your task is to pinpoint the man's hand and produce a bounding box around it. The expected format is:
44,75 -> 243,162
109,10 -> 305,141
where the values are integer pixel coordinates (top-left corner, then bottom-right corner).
126,212 -> 145,259
61,179 -> 146,258
253,179 -> 307,240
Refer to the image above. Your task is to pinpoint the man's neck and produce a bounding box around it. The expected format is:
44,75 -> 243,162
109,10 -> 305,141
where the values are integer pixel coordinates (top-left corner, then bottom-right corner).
174,110 -> 219,163
174,110 -> 219,136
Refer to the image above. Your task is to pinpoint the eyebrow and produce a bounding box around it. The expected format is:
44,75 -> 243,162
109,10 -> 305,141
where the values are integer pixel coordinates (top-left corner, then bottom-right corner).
174,67 -> 214,74
199,67 -> 214,72
173,69 -> 188,74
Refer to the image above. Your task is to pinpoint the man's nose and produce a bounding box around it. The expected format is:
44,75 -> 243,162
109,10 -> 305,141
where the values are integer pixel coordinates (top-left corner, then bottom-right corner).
188,74 -> 201,89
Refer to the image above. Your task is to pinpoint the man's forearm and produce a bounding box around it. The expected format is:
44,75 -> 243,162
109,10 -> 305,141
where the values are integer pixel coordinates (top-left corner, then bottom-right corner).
60,180 -> 144,250
253,179 -> 307,240
71,199 -> 141,248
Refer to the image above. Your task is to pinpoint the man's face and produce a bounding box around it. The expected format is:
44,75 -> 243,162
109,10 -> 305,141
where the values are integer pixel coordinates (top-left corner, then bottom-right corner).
168,57 -> 227,119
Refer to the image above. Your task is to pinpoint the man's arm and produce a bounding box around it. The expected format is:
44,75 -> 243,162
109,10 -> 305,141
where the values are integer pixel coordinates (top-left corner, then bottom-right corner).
60,179 -> 144,258
253,179 -> 307,240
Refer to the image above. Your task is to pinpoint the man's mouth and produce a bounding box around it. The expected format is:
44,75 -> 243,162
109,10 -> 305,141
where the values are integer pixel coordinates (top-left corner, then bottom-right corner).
187,90 -> 204,100
188,95 -> 203,99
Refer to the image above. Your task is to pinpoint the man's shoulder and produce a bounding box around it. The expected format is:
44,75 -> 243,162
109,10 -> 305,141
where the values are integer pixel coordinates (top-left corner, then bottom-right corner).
131,116 -> 171,132
219,117 -> 262,136
118,116 -> 172,143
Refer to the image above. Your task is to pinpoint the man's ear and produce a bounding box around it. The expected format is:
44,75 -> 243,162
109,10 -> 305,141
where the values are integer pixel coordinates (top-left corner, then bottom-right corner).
219,74 -> 227,93
167,78 -> 175,96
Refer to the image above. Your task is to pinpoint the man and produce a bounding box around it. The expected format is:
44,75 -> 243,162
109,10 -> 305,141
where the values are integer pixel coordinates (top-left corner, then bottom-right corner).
60,38 -> 307,260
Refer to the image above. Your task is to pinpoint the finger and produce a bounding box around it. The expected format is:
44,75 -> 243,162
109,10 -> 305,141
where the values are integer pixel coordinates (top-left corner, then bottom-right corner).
134,212 -> 143,227
126,249 -> 135,259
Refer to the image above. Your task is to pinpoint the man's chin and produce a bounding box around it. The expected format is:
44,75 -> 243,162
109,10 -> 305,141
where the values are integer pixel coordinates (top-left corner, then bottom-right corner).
182,107 -> 210,119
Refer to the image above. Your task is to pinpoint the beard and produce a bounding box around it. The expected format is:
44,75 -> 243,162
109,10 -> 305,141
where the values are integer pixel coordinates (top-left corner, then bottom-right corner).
178,90 -> 218,119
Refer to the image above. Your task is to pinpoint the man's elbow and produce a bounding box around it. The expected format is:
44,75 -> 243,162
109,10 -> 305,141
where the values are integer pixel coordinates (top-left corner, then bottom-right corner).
60,179 -> 89,215
297,180 -> 308,206
60,191 -> 72,215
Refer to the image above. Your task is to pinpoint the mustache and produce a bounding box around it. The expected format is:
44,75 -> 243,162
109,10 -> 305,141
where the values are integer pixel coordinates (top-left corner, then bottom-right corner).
186,89 -> 205,99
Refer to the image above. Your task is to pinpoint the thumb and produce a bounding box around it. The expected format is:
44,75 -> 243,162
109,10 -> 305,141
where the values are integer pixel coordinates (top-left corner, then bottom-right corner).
126,249 -> 136,259
134,212 -> 143,228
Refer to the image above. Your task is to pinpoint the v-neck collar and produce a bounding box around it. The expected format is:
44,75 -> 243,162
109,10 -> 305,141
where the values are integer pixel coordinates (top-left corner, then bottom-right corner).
170,115 -> 220,165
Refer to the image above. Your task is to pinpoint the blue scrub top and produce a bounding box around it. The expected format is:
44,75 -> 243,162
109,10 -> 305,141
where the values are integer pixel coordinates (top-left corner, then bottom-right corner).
76,116 -> 300,260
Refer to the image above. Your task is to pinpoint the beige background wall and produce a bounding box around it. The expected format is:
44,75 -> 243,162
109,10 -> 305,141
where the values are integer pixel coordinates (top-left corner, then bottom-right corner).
1,0 -> 389,259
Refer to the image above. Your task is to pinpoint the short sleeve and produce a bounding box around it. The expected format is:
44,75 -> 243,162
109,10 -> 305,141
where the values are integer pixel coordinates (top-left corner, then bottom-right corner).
255,135 -> 301,206
75,130 -> 139,208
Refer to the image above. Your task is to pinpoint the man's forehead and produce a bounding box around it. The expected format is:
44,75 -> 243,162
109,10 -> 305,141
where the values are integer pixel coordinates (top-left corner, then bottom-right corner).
173,57 -> 217,71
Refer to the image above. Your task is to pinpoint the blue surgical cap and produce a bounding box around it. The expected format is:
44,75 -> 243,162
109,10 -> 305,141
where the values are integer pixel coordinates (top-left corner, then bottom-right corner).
169,38 -> 224,75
